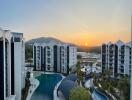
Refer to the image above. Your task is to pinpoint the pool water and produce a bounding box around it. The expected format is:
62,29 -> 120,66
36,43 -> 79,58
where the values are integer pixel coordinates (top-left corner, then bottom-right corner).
31,74 -> 62,100
92,89 -> 107,100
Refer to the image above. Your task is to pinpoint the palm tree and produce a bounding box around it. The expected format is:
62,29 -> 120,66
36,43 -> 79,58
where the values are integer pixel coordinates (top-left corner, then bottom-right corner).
107,82 -> 114,93
89,62 -> 93,87
26,71 -> 30,79
22,71 -> 31,100
117,79 -> 125,100
76,61 -> 83,86
91,72 -> 97,87
117,76 -> 130,100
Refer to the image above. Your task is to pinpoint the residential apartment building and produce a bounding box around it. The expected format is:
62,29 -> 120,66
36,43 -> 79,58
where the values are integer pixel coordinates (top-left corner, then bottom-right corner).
0,28 -> 25,100
32,38 -> 77,74
101,40 -> 131,77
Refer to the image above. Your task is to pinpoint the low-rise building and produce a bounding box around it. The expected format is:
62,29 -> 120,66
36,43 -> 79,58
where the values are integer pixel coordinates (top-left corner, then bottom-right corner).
77,52 -> 101,67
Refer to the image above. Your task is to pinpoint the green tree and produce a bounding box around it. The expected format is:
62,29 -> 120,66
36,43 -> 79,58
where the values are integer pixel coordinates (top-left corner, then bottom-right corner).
92,72 -> 97,81
77,55 -> 82,60
70,87 -> 92,100
92,72 -> 98,87
107,82 -> 114,93
26,71 -> 30,79
25,45 -> 33,61
117,76 -> 130,100
76,61 -> 84,84
21,71 -> 31,100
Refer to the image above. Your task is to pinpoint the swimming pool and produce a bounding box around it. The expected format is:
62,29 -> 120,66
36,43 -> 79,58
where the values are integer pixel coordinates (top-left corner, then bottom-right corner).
92,89 -> 107,100
31,74 -> 62,100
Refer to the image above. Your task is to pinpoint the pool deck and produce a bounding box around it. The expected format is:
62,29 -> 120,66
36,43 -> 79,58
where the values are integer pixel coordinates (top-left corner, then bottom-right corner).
53,74 -> 65,100
84,78 -> 93,88
26,78 -> 40,100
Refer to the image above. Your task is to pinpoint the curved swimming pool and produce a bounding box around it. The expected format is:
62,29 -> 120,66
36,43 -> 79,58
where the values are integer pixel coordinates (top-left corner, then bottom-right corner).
31,74 -> 62,100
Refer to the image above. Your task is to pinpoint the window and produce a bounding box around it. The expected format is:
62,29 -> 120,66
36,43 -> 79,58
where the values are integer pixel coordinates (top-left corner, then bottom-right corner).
14,37 -> 20,42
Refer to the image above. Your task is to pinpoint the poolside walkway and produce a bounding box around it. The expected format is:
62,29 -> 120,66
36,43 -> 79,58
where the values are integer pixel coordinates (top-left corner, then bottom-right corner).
84,78 -> 93,88
53,74 -> 65,100
26,78 -> 39,100
84,78 -> 108,100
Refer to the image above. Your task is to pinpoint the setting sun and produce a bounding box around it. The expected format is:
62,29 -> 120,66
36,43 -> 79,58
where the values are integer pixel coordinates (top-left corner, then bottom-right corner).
85,42 -> 88,46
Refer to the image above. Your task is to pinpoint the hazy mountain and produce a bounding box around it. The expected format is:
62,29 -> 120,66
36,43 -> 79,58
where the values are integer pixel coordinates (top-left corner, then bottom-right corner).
26,37 -> 101,53
26,37 -> 64,44
26,37 -> 77,46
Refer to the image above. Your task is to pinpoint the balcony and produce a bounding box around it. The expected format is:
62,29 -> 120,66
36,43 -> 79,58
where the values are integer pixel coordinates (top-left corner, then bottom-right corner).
120,69 -> 124,73
109,51 -> 114,55
47,58 -> 51,63
47,46 -> 50,50
109,57 -> 113,60
119,59 -> 124,61
109,64 -> 113,67
120,66 -> 124,69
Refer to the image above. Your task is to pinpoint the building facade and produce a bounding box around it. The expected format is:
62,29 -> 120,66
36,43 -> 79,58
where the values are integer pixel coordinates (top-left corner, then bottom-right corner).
32,38 -> 77,74
0,28 -> 25,100
101,40 -> 131,77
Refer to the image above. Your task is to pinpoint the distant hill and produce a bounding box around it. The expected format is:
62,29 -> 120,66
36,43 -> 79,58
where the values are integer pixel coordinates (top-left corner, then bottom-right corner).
77,46 -> 101,53
26,37 -> 101,53
26,37 -> 64,44
26,37 -> 77,46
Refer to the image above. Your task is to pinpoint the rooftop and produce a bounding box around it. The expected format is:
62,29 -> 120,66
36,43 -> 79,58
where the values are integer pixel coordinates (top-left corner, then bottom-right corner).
58,80 -> 77,100
64,74 -> 77,82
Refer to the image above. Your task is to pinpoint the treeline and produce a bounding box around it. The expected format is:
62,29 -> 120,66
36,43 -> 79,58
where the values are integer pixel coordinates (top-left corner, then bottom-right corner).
25,45 -> 33,61
77,46 -> 101,53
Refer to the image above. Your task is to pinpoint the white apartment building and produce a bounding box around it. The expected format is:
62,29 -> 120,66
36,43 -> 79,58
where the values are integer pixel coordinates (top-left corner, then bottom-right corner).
32,38 -> 77,74
101,40 -> 131,77
0,28 -> 25,100
68,45 -> 77,72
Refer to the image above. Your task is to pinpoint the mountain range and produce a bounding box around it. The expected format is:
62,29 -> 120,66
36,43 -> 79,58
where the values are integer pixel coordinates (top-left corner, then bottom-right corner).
26,37 -> 101,53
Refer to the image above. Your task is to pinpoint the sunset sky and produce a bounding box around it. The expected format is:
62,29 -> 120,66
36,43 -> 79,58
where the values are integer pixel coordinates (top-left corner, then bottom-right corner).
0,0 -> 132,46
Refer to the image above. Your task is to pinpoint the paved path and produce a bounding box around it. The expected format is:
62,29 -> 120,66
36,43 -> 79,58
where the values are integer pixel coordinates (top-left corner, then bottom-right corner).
84,78 -> 93,88
26,78 -> 39,100
53,74 -> 65,100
